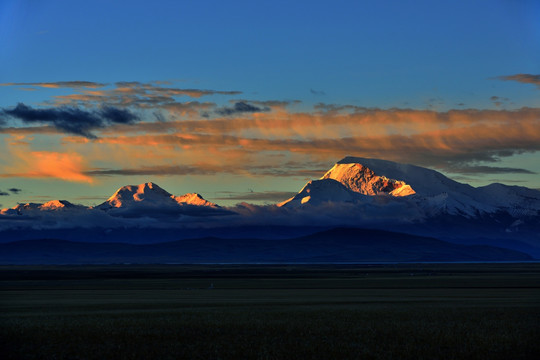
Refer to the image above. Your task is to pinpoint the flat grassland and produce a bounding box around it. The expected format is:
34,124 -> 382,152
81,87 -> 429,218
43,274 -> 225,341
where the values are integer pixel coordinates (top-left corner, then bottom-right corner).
1,263 -> 539,359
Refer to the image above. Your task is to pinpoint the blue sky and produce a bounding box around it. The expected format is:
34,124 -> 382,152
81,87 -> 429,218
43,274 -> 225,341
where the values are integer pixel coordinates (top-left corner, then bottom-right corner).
0,0 -> 539,207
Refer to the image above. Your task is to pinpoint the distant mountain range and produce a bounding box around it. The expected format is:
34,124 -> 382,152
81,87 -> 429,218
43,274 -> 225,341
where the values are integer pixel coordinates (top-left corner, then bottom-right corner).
1,182 -> 220,215
0,228 -> 532,265
1,157 -> 539,263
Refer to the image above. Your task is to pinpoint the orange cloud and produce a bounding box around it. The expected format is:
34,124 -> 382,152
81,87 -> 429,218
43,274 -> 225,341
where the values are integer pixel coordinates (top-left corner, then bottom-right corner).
47,81 -> 240,108
98,107 -> 540,142
75,113 -> 540,175
4,92 -> 540,179
1,151 -> 93,183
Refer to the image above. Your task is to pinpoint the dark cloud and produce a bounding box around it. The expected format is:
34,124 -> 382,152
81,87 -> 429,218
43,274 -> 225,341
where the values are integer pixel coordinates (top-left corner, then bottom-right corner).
85,162 -> 327,179
214,191 -> 298,202
313,103 -> 371,113
0,188 -> 23,196
231,99 -> 301,108
0,81 -> 107,89
114,82 -> 241,98
496,74 -> 540,88
490,96 -> 510,108
85,165 -> 206,177
425,97 -> 445,109
216,102 -> 270,116
310,89 -> 326,95
99,106 -> 138,124
2,103 -> 139,138
448,166 -> 536,175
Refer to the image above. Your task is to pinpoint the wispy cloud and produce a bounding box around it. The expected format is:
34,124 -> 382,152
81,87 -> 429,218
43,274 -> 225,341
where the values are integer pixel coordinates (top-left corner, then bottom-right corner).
51,81 -> 241,109
447,165 -> 536,175
496,74 -> 540,88
1,151 -> 93,183
0,188 -> 22,196
0,81 -> 107,89
310,88 -> 326,95
214,191 -> 297,202
489,95 -> 510,108
85,162 -> 328,179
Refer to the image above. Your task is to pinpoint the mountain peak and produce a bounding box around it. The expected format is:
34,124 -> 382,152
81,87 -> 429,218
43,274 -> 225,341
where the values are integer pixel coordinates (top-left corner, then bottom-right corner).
40,200 -> 77,210
0,200 -> 82,214
278,178 -> 360,207
102,182 -> 172,208
97,182 -> 218,210
334,157 -> 475,197
0,203 -> 41,215
322,162 -> 416,197
280,157 -> 499,215
173,193 -> 218,207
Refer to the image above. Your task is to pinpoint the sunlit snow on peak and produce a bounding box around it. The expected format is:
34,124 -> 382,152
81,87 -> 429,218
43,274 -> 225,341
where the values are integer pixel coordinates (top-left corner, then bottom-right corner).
322,163 -> 416,197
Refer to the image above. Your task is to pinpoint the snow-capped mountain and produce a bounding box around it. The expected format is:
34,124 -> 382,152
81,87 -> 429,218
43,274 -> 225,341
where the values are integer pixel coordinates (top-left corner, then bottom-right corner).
0,182 -> 219,216
96,182 -> 217,210
280,157 -> 540,219
41,200 -> 84,211
95,182 -> 219,217
97,182 -> 175,210
173,193 -> 217,207
0,200 -> 84,215
277,178 -> 364,207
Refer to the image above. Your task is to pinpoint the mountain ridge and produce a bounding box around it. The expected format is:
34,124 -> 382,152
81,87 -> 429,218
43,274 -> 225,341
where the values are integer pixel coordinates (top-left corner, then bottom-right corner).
1,182 -> 219,215
1,157 -> 539,260
0,227 -> 532,265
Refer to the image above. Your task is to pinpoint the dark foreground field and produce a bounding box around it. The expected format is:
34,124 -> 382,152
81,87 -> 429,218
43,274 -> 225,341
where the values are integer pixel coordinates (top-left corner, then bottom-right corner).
1,264 -> 539,359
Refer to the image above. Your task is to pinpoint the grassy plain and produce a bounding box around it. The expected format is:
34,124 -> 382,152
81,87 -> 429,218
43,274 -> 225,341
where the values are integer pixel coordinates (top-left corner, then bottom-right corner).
1,263 -> 539,359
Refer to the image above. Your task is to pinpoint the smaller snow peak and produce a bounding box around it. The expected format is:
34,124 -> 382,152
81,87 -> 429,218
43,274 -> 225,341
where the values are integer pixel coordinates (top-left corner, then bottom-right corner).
1,202 -> 41,215
278,178 -> 359,207
389,184 -> 415,197
40,200 -> 73,210
173,193 -> 218,207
